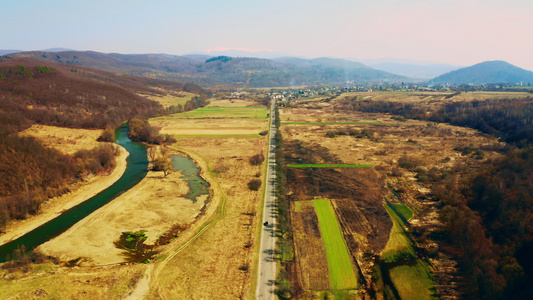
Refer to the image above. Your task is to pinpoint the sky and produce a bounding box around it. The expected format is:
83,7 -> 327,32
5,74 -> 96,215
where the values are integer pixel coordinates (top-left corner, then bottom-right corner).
2,0 -> 533,70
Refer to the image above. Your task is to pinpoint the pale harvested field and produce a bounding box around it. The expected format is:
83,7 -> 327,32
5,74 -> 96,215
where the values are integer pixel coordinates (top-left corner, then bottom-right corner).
38,167 -> 207,265
333,90 -> 531,104
20,124 -> 104,155
208,98 -> 259,107
149,137 -> 266,299
161,128 -> 261,136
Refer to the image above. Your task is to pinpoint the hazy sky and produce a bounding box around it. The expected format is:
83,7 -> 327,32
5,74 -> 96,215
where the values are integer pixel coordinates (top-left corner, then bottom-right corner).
2,0 -> 533,69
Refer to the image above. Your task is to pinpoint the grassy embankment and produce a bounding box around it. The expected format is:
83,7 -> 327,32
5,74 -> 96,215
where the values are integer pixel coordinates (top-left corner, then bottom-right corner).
381,203 -> 435,300
313,199 -> 358,290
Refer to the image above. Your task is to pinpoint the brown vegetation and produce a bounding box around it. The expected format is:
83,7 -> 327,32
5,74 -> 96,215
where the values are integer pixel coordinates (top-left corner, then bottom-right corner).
278,93 -> 510,298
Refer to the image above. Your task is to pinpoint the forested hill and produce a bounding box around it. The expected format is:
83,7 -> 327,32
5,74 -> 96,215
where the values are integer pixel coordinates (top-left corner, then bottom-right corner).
430,60 -> 533,85
0,57 -> 207,232
4,51 -> 406,87
0,57 -> 205,133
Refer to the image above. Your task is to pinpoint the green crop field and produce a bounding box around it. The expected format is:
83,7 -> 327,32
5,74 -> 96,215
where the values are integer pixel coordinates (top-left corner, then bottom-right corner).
288,164 -> 373,168
382,204 -> 435,299
389,204 -> 413,221
313,199 -> 358,290
170,106 -> 268,119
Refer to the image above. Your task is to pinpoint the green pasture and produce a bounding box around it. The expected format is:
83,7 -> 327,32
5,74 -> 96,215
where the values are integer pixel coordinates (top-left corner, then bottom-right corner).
166,106 -> 269,119
288,164 -> 373,168
389,203 -> 413,221
313,199 -> 358,290
382,204 -> 435,299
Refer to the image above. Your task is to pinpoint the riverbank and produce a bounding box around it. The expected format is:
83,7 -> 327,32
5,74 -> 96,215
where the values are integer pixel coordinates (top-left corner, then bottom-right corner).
0,146 -> 129,247
38,156 -> 208,265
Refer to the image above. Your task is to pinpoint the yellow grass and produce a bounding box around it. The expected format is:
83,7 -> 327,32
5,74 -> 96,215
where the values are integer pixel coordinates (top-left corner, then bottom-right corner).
20,124 -> 103,155
39,164 -> 207,265
141,91 -> 196,108
0,263 -> 146,299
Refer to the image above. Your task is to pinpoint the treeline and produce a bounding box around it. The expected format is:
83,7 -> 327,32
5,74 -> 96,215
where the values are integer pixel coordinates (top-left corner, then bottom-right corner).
273,105 -> 294,299
165,95 -> 211,114
127,118 -> 175,145
0,133 -> 117,231
341,96 -> 533,298
432,147 -> 533,299
339,97 -> 533,147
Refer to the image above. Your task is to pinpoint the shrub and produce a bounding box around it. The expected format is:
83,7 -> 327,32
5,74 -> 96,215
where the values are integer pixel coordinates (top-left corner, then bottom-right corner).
97,128 -> 116,142
250,153 -> 265,166
248,179 -> 262,191
325,131 -> 336,138
259,130 -> 268,136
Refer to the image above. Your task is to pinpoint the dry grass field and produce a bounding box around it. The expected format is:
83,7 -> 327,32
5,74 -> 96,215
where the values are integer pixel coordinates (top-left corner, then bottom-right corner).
20,124 -> 104,155
139,91 -> 197,108
1,100 -> 268,299
0,262 -> 146,299
150,100 -> 269,139
280,92 -> 504,298
38,165 -> 207,265
145,99 -> 270,298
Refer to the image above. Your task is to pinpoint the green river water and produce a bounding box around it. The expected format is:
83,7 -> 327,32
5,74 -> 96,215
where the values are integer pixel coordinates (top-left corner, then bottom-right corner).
0,125 -> 209,262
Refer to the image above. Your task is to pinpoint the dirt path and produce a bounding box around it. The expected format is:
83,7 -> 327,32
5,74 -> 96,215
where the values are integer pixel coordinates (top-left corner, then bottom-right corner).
0,146 -> 128,246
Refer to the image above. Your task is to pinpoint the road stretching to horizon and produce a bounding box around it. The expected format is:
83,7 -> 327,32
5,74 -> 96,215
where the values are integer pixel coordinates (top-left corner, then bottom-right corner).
256,100 -> 277,300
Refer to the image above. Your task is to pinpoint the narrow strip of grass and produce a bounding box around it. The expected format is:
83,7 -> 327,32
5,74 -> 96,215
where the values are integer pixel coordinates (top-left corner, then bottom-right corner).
382,204 -> 435,299
313,199 -> 358,290
288,164 -> 373,168
281,121 -> 397,126
390,204 -> 413,222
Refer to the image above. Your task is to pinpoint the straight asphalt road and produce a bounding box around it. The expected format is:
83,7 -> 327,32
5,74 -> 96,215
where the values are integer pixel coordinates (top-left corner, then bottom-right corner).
256,100 -> 277,300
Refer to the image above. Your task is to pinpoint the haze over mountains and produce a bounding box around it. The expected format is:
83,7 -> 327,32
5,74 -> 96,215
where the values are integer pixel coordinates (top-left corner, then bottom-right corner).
2,49 -> 533,87
430,60 -> 533,85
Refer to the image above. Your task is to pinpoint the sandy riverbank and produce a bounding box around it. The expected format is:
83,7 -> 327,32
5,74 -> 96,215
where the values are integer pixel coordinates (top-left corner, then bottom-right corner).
0,146 -> 129,246
38,165 -> 208,265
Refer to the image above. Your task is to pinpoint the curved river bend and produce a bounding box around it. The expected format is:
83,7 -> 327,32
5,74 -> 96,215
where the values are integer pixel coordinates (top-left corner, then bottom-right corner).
0,125 -> 149,262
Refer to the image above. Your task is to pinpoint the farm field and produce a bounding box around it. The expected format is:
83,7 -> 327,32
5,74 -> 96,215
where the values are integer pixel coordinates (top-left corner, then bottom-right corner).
382,205 -> 435,300
0,98 -> 269,299
313,199 -> 358,290
140,91 -> 197,108
150,102 -> 269,138
145,98 -> 270,298
280,91 -> 505,298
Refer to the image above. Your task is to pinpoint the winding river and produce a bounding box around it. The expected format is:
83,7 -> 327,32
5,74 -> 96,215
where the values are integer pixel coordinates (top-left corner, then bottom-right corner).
0,124 -> 149,262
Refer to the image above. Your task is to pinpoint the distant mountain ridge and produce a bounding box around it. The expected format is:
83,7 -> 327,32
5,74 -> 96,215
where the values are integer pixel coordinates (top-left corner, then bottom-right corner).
371,62 -> 461,80
430,60 -> 533,85
3,50 -> 406,87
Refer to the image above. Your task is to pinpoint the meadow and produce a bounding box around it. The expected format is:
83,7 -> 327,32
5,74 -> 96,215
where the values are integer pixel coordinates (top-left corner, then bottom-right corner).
313,199 -> 358,290
150,104 -> 269,138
